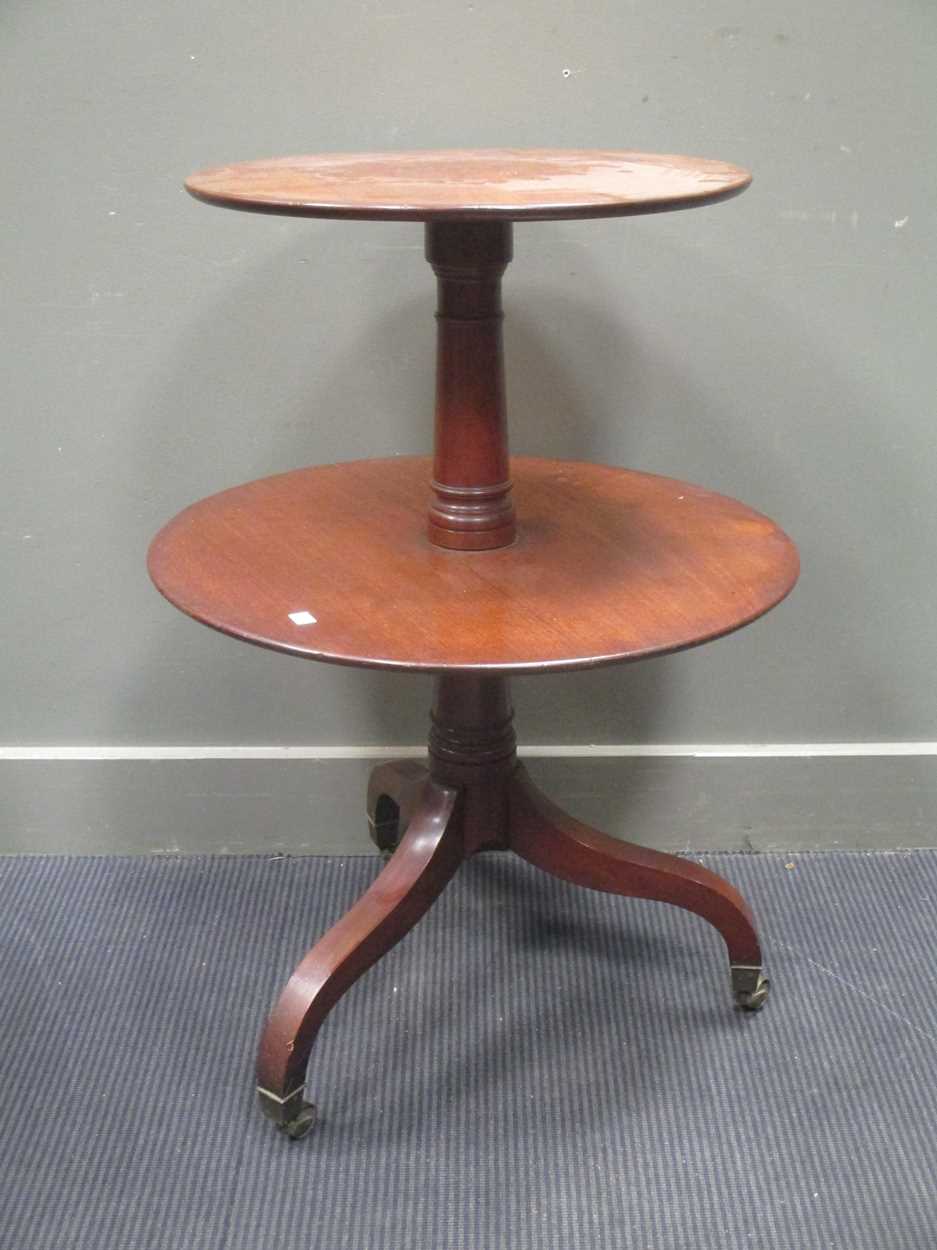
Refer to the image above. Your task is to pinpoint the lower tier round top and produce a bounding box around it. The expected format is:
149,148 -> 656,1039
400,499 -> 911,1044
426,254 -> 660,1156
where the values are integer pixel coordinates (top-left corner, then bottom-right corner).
184,149 -> 751,222
147,457 -> 798,674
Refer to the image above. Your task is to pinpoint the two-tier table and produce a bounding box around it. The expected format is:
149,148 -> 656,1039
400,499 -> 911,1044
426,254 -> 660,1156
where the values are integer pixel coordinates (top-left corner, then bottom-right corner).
148,149 -> 799,1139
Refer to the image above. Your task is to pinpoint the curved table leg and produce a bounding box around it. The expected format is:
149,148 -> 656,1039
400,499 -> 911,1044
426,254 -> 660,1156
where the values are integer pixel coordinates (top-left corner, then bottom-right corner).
508,765 -> 770,1012
366,758 -> 430,853
256,777 -> 463,1137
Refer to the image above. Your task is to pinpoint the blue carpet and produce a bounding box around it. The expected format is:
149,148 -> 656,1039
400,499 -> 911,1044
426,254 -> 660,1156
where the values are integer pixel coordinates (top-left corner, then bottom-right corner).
1,850 -> 935,1249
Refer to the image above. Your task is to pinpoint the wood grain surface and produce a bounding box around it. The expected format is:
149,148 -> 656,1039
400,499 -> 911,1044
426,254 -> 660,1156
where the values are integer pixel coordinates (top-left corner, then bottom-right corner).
147,456 -> 798,673
184,148 -> 751,222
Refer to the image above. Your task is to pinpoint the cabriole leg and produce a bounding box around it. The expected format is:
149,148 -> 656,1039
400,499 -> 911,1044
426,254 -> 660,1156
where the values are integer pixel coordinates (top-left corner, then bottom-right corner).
256,777 -> 464,1137
508,764 -> 770,1011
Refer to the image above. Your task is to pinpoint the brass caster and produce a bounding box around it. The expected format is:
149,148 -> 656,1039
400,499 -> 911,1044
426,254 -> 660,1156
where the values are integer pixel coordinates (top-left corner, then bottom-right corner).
281,1101 -> 317,1140
257,1085 -> 318,1140
731,964 -> 771,1012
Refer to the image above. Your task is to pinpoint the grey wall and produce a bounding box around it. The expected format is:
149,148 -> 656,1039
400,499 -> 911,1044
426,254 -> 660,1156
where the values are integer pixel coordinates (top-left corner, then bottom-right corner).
3,0 -> 936,852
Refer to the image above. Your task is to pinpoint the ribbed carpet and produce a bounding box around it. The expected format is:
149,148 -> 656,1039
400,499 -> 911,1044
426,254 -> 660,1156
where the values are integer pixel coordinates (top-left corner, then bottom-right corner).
2,850 -> 935,1249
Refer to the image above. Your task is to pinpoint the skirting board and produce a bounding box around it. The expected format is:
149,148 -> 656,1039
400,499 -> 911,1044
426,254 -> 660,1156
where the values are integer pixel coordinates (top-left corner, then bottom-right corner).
1,752 -> 935,854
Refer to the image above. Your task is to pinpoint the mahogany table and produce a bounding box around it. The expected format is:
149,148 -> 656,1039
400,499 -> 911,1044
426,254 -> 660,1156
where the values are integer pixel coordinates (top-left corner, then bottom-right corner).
148,150 -> 799,1139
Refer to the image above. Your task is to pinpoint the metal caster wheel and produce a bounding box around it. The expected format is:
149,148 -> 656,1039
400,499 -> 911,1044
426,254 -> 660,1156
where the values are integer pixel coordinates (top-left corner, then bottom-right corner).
368,795 -> 402,856
257,1085 -> 318,1139
731,964 -> 771,1012
280,1101 -> 317,1140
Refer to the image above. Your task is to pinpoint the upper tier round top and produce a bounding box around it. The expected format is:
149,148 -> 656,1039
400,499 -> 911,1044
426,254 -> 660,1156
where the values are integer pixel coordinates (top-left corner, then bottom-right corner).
184,148 -> 751,222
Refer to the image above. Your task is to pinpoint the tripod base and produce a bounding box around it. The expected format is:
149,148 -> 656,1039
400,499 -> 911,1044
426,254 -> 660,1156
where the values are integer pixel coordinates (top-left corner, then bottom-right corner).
256,675 -> 770,1137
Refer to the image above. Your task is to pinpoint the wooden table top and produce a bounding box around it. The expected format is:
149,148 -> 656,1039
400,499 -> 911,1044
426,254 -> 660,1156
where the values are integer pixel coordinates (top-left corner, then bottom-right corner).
184,149 -> 751,222
147,457 -> 797,674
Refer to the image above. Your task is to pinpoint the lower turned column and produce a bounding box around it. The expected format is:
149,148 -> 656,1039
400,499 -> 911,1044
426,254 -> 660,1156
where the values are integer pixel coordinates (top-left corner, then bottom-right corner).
428,673 -> 517,852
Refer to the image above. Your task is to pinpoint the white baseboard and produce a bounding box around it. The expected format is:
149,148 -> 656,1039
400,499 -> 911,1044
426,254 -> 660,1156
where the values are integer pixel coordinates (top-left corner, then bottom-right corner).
1,750 -> 935,855
3,742 -> 937,760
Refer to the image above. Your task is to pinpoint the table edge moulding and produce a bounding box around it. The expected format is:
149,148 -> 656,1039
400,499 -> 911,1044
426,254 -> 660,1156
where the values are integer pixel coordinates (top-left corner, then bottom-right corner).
148,148 -> 798,1140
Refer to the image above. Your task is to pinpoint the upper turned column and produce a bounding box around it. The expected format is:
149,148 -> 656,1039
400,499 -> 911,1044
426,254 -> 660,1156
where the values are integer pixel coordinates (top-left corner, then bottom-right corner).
424,220 -> 515,550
